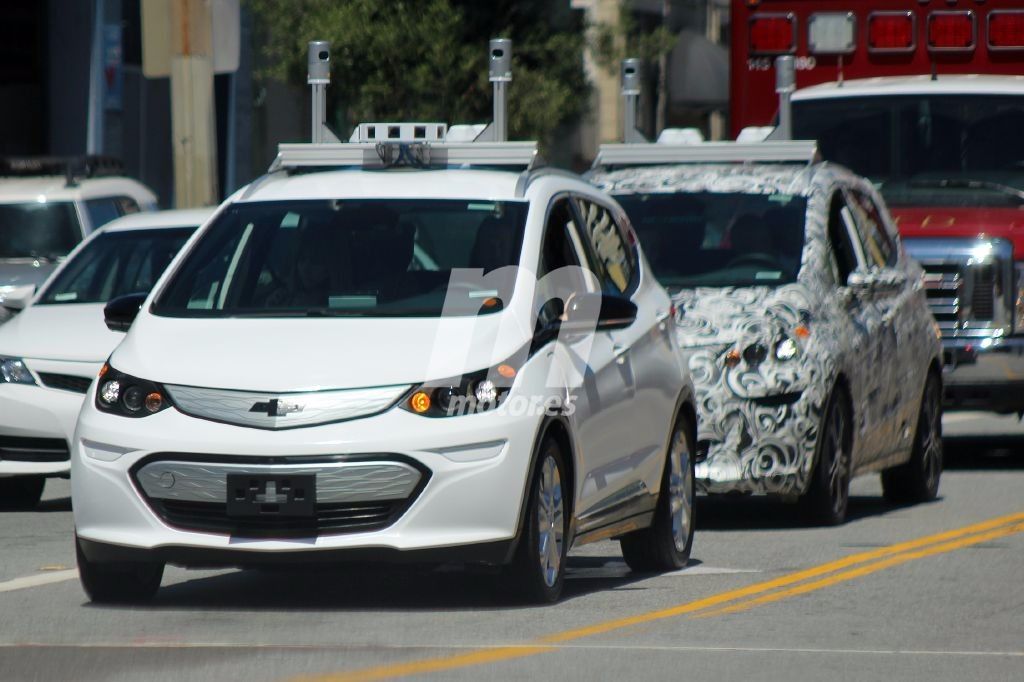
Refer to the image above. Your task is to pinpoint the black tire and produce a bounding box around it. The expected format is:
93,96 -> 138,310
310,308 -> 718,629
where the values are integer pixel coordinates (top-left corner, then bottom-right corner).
0,476 -> 45,510
800,387 -> 852,526
504,437 -> 569,604
76,535 -> 164,604
881,372 -> 942,504
620,413 -> 696,572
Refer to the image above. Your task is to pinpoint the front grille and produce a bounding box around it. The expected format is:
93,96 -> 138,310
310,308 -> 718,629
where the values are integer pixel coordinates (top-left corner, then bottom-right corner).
38,372 -> 93,394
152,499 -> 403,536
0,435 -> 69,462
911,237 -> 1014,338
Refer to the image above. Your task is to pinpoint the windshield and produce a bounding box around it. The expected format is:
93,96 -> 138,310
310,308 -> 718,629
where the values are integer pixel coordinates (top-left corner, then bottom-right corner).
0,202 -> 81,260
152,199 -> 528,318
615,192 -> 807,290
39,227 -> 195,305
793,95 -> 1024,208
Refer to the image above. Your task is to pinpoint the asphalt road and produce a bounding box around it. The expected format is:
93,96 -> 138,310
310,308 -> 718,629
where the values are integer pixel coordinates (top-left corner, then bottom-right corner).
1,413 -> 1022,682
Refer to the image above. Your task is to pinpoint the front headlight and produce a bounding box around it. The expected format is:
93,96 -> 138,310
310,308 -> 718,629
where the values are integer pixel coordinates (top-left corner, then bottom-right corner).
775,336 -> 800,361
0,356 -> 35,385
401,362 -> 519,418
94,364 -> 172,417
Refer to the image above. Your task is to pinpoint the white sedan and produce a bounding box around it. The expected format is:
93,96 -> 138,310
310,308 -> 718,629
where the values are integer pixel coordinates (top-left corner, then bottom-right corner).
0,208 -> 212,508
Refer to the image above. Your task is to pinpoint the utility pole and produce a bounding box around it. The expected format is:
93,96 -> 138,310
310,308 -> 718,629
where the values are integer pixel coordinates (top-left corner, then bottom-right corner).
169,0 -> 218,207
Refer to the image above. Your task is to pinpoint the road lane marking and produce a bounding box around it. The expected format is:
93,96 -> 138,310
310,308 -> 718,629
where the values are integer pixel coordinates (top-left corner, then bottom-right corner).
0,642 -> 1021,658
691,520 -> 1024,619
292,510 -> 1024,682
0,569 -> 78,594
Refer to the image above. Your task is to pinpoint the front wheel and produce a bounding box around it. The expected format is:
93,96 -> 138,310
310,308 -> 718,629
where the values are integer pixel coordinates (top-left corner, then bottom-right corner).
881,372 -> 942,504
0,476 -> 45,510
800,388 -> 852,526
504,438 -> 569,604
620,413 -> 696,572
76,536 -> 164,604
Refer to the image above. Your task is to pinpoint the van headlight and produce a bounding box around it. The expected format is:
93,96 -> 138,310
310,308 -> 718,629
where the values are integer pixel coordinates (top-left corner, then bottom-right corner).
94,364 -> 172,417
775,336 -> 800,361
0,356 -> 35,385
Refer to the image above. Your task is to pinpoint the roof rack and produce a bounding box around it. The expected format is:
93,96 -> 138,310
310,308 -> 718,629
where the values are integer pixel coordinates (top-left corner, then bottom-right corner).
0,155 -> 125,186
270,140 -> 539,172
593,140 -> 820,169
271,38 -> 538,174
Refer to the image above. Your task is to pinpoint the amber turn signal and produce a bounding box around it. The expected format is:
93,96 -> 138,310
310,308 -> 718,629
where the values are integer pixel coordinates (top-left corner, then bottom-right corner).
409,390 -> 431,414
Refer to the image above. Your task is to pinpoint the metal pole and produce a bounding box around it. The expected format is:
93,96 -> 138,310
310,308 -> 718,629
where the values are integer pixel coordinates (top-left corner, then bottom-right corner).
307,41 -> 330,144
86,0 -> 106,154
621,58 -> 643,143
775,55 -> 795,141
489,39 -> 512,142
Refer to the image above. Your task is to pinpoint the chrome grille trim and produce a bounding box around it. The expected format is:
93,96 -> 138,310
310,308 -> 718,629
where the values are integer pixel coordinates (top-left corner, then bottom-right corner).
162,383 -> 411,429
135,459 -> 423,504
905,237 -> 1014,339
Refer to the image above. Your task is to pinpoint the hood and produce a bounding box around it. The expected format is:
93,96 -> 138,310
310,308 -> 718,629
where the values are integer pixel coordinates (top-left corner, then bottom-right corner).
893,206 -> 1024,260
0,303 -> 119,362
111,311 -> 532,392
0,260 -> 58,290
672,285 -> 813,349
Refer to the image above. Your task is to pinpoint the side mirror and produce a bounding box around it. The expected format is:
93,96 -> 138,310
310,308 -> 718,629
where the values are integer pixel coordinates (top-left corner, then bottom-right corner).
0,285 -> 36,312
563,292 -> 638,333
104,292 -> 148,332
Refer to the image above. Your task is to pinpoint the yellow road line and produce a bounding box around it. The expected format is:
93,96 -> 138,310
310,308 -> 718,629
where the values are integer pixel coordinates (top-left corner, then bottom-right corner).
291,511 -> 1024,682
692,520 -> 1024,619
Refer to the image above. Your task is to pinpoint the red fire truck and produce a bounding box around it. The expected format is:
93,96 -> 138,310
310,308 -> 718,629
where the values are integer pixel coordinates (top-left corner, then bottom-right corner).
731,0 -> 1024,415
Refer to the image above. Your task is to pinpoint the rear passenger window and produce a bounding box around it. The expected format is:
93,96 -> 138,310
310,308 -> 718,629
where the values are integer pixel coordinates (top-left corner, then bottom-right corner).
84,198 -> 122,230
573,198 -> 636,295
848,189 -> 896,269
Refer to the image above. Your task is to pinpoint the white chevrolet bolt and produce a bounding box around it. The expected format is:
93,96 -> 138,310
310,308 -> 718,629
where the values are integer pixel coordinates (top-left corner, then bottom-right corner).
0,209 -> 211,508
71,131 -> 697,604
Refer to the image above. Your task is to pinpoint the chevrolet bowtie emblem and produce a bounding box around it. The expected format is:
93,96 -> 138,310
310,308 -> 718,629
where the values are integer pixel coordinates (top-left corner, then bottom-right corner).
249,398 -> 305,417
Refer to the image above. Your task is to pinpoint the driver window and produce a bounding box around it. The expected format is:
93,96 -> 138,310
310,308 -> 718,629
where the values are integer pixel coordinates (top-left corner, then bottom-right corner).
847,188 -> 896,269
537,198 -> 590,326
827,192 -> 859,286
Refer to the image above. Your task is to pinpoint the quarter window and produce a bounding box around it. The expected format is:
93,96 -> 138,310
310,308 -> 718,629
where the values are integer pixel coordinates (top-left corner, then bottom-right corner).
827,192 -> 860,285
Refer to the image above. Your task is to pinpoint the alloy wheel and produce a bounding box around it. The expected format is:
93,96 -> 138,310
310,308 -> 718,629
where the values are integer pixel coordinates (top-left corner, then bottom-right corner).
537,455 -> 565,588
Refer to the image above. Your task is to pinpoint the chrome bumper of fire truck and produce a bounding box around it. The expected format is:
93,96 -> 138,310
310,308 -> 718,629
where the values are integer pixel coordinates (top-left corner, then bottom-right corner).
941,337 -> 1024,413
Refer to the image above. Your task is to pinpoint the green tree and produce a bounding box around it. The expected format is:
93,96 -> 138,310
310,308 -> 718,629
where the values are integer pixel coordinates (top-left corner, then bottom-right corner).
246,0 -> 589,146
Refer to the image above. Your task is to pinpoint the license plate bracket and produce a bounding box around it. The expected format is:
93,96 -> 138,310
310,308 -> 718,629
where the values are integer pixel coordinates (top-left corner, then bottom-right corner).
226,473 -> 316,517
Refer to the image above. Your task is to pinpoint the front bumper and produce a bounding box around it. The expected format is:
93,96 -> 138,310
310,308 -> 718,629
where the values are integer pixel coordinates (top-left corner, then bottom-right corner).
72,397 -> 540,566
941,336 -> 1024,413
0,381 -> 89,477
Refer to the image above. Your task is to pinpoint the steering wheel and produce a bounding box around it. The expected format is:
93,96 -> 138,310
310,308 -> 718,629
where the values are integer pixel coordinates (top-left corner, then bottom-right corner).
724,252 -> 784,271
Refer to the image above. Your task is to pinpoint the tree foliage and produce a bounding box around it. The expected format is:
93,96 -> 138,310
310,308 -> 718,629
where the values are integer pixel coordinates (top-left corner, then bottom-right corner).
245,0 -> 589,145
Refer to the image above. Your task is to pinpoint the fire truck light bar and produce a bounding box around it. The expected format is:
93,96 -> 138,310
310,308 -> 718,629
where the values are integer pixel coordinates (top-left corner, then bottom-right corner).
868,11 -> 916,53
593,141 -> 820,168
270,141 -> 539,172
928,11 -> 976,52
749,13 -> 795,55
989,11 -> 1024,51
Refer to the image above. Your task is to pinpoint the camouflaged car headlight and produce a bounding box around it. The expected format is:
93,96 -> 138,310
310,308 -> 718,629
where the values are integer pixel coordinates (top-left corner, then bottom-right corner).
0,356 -> 35,385
94,364 -> 171,417
775,336 -> 800,361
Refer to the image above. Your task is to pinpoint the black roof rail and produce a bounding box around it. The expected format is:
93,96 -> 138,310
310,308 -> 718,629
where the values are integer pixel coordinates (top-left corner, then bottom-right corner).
0,155 -> 126,187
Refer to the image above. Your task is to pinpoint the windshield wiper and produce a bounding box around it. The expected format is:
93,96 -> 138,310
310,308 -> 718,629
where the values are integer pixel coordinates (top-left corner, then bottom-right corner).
908,178 -> 1024,203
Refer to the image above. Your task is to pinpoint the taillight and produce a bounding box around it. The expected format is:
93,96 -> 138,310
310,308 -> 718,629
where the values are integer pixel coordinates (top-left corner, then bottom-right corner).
988,11 -> 1024,51
749,13 -> 796,55
867,11 -> 916,53
928,11 -> 976,51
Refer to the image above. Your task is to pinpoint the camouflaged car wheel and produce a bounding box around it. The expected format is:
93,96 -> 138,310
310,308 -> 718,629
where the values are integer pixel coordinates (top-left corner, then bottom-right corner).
801,388 -> 852,526
882,372 -> 942,505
